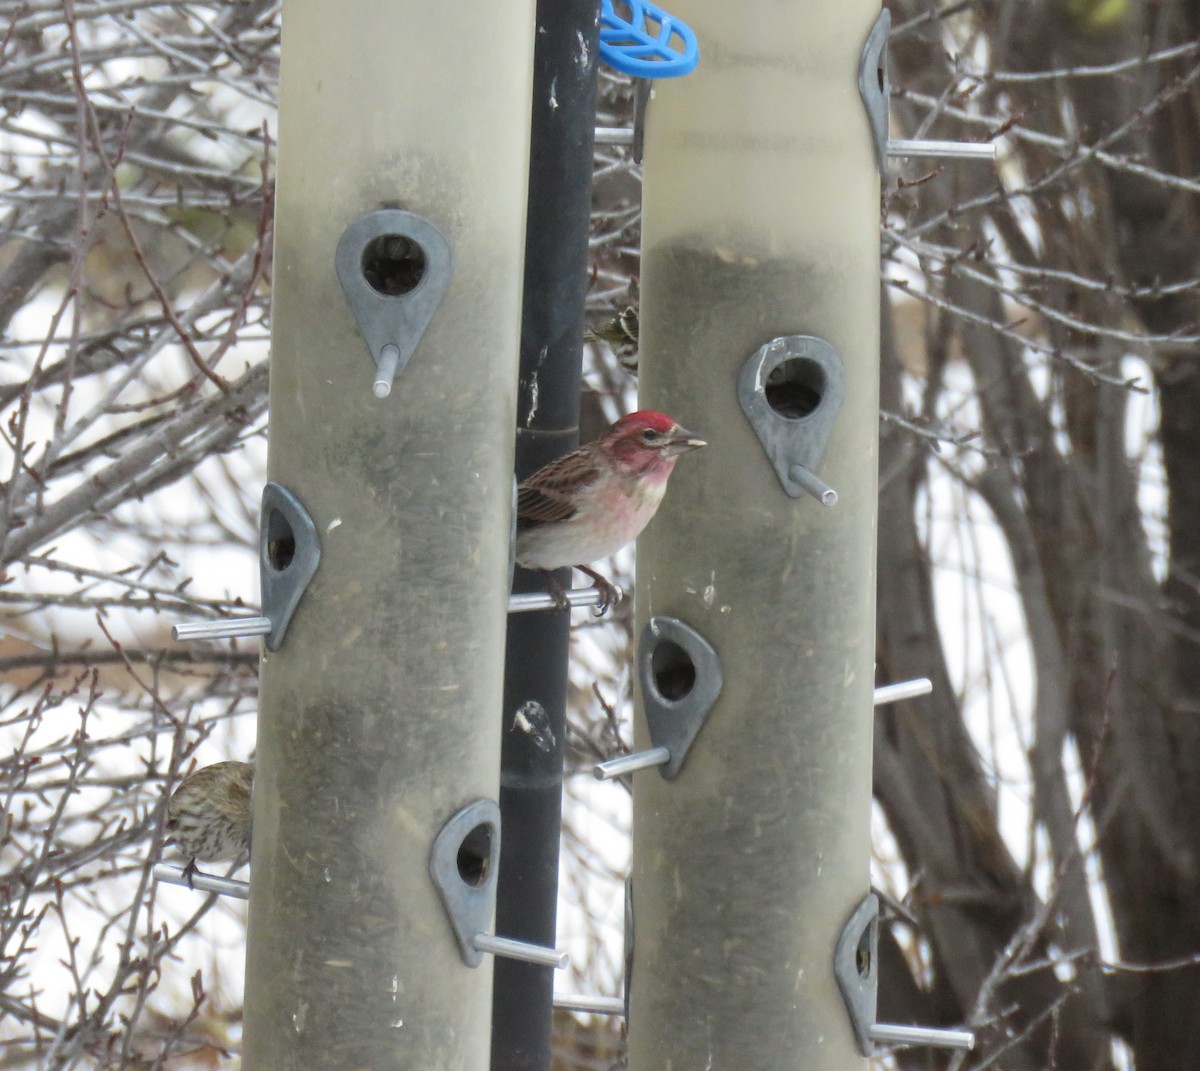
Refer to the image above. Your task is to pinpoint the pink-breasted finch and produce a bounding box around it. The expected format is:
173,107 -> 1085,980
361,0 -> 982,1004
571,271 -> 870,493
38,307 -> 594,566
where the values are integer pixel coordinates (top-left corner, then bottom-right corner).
166,760 -> 253,888
514,410 -> 706,611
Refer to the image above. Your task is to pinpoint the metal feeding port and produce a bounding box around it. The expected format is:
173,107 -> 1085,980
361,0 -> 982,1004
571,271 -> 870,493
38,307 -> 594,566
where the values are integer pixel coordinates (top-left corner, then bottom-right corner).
835,893 -> 976,1055
259,482 -> 321,651
739,334 -> 846,506
429,799 -> 568,971
857,8 -> 999,173
170,482 -> 321,649
335,208 -> 453,398
594,616 -> 723,781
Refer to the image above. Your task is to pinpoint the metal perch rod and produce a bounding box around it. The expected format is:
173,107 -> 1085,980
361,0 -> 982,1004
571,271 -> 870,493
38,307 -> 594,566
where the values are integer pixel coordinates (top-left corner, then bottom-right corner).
174,586 -> 620,640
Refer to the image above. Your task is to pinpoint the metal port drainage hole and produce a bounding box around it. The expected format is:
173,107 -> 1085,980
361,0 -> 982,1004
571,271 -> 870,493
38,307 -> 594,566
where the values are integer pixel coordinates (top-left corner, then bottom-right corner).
362,234 -> 427,296
765,356 -> 825,419
266,509 -> 295,571
651,639 -> 696,702
457,823 -> 493,887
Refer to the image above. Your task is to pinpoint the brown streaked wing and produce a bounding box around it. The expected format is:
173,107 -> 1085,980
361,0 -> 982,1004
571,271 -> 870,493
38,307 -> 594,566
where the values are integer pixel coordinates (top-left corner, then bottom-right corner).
516,446 -> 602,529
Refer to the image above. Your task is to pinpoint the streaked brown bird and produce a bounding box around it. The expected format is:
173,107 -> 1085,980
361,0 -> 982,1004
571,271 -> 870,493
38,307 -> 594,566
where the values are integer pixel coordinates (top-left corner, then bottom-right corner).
166,760 -> 254,887
586,305 -> 640,374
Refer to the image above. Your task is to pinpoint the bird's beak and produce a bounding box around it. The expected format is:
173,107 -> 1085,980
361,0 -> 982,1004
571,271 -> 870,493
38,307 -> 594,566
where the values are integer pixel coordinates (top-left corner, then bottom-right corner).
664,425 -> 707,458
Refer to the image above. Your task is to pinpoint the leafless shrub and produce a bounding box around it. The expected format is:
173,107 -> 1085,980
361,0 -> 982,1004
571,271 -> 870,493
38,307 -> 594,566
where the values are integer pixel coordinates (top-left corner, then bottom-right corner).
4,3 -> 1200,1070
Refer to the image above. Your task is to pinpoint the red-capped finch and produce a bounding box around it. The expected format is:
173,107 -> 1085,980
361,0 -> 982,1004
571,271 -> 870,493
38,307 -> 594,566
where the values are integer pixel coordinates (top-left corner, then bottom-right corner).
515,410 -> 706,611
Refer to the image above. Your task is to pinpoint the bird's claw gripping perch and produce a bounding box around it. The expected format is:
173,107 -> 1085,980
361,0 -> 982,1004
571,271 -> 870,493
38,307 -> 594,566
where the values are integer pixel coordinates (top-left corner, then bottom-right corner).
534,570 -> 622,616
538,570 -> 574,612
578,567 -> 621,617
181,858 -> 200,890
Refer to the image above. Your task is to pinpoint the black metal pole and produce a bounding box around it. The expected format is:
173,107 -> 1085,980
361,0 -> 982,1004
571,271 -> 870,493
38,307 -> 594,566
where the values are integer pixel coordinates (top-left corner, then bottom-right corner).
492,4 -> 600,1070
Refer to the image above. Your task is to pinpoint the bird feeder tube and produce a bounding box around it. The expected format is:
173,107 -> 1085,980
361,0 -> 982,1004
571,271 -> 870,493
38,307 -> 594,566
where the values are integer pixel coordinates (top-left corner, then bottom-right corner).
241,2 -> 535,1069
629,3 -> 880,1070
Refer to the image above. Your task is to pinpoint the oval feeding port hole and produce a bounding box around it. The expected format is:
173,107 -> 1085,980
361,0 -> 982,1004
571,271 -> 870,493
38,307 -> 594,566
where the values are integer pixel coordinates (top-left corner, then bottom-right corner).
362,234 -> 427,296
856,924 -> 872,979
266,508 -> 295,572
651,638 -> 696,703
765,356 -> 825,420
456,822 -> 493,888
